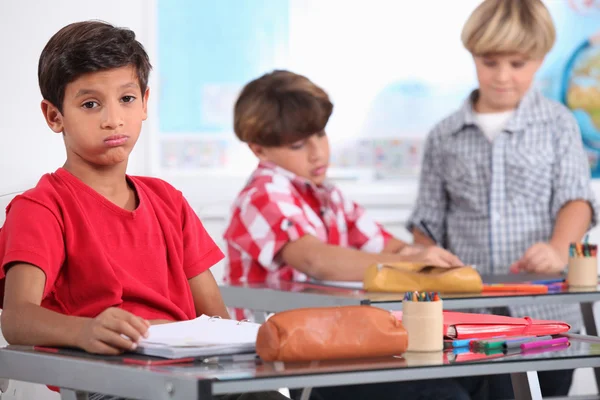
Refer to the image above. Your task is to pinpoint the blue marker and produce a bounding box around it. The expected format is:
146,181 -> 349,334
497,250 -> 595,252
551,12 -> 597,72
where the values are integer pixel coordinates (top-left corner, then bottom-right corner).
530,278 -> 565,285
451,337 -> 488,348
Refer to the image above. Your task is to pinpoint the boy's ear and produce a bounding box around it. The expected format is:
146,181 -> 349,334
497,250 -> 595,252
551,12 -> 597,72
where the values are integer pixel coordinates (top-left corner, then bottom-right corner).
248,143 -> 269,161
142,87 -> 150,121
41,100 -> 64,133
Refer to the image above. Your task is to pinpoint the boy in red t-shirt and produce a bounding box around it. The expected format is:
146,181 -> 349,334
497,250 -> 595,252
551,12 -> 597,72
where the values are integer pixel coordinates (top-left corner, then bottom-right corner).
0,20 -> 290,400
0,21 -> 229,357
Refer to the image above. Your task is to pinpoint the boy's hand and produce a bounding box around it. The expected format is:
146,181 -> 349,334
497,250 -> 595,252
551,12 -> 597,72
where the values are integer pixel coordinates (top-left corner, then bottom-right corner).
398,245 -> 464,267
510,242 -> 567,274
149,319 -> 173,325
76,307 -> 150,355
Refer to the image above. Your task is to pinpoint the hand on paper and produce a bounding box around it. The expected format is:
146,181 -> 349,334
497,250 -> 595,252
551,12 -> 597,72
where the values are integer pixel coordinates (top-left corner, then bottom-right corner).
510,242 -> 567,274
398,245 -> 464,267
76,307 -> 150,355
149,319 -> 174,325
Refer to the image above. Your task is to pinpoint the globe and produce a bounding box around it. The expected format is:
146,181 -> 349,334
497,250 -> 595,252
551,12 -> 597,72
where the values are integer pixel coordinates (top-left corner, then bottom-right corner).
562,41 -> 600,176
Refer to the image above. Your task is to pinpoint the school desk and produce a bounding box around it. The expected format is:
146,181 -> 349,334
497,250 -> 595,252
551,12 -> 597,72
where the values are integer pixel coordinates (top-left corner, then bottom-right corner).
220,273 -> 600,388
1,339 -> 600,400
219,274 -> 599,321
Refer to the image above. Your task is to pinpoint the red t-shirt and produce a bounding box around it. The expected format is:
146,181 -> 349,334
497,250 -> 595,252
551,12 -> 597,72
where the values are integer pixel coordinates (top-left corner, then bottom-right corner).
0,168 -> 223,321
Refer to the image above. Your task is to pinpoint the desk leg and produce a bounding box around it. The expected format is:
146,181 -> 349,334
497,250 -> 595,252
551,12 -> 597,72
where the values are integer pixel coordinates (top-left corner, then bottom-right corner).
511,371 -> 542,400
253,312 -> 269,324
299,387 -> 313,400
581,301 -> 600,389
60,389 -> 89,400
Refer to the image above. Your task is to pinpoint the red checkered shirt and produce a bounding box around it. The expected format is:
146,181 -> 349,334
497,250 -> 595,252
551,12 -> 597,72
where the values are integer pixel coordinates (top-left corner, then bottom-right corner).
223,161 -> 392,284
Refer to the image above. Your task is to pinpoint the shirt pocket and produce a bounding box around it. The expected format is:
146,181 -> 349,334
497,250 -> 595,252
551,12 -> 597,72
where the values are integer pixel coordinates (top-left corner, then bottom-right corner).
506,147 -> 553,207
443,154 -> 481,212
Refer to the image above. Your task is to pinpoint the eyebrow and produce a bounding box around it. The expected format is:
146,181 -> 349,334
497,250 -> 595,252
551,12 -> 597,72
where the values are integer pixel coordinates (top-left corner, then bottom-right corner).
74,82 -> 140,98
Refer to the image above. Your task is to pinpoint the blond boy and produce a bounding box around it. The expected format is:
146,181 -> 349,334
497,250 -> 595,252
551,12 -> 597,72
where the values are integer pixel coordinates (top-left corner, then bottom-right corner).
409,0 -> 598,397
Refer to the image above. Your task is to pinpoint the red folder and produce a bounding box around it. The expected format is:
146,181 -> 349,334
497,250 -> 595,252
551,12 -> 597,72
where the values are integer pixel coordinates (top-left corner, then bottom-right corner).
393,311 -> 570,339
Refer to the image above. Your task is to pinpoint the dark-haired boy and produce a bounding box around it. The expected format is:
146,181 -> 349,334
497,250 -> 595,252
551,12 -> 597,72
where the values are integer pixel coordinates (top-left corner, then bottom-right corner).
0,20 -> 284,400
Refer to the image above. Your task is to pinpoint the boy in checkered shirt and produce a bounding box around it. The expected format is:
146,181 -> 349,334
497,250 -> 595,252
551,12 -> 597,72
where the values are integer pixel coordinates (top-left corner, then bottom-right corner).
408,0 -> 599,397
224,70 -> 463,285
223,70 -> 470,400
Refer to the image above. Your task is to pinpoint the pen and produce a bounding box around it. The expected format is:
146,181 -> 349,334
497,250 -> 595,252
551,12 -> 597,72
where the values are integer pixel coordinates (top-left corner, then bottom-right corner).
520,337 -> 569,351
503,335 -> 552,349
482,284 -> 548,294
451,338 -> 478,348
473,336 -> 533,350
123,357 -> 194,366
530,278 -> 565,285
420,220 -> 438,245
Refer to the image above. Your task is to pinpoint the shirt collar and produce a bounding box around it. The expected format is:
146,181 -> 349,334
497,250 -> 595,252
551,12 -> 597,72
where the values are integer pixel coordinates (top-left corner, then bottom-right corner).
450,87 -> 545,136
253,161 -> 333,194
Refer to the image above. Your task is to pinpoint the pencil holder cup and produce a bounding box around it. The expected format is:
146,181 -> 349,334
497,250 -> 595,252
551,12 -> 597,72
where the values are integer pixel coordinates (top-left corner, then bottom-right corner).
567,256 -> 597,287
402,299 -> 443,352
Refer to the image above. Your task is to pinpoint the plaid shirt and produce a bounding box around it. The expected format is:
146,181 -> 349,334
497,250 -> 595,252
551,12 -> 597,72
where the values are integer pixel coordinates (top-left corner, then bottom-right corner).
224,161 -> 392,284
408,88 -> 598,331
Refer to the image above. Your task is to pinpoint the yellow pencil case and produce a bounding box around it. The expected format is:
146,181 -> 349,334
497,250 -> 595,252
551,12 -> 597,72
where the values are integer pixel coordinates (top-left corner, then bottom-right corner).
363,262 -> 483,293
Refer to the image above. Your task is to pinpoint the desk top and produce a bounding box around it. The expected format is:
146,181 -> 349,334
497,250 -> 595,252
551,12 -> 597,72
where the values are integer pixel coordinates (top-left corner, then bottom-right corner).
2,339 -> 600,399
219,274 -> 600,312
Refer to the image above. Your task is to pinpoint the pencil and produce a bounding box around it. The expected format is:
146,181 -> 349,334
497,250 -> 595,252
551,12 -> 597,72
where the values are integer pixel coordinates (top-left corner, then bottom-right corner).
420,220 -> 438,245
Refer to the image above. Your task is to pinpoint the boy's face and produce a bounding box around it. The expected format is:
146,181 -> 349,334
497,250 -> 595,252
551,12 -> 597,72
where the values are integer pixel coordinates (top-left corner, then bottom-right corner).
250,131 -> 330,185
473,53 -> 543,113
41,65 -> 149,167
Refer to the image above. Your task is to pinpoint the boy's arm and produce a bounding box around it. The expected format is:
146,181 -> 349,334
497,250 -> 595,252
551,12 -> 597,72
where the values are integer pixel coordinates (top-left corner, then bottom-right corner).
382,237 -> 407,253
512,112 -> 597,273
407,131 -> 448,246
280,235 -> 462,281
511,202 -> 592,274
188,269 -> 230,319
549,200 -> 592,260
2,263 -> 148,354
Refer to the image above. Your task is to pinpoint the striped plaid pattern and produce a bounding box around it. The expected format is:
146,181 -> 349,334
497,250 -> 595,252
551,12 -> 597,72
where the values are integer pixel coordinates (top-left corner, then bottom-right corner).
224,161 -> 391,284
408,89 -> 599,331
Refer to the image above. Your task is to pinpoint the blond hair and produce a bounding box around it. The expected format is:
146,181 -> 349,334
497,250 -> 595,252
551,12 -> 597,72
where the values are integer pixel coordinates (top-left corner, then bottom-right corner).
234,70 -> 333,146
461,0 -> 555,58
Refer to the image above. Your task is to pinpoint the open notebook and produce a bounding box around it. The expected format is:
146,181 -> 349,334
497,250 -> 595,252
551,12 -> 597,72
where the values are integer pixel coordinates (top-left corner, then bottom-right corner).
136,315 -> 261,359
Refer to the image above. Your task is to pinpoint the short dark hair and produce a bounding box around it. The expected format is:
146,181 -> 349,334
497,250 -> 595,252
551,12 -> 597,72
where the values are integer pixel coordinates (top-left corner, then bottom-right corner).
234,70 -> 334,147
38,20 -> 152,112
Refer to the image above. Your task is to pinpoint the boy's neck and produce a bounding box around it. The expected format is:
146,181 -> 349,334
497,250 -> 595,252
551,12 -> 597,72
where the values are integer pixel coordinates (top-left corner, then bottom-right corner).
473,97 -> 517,114
63,158 -> 131,199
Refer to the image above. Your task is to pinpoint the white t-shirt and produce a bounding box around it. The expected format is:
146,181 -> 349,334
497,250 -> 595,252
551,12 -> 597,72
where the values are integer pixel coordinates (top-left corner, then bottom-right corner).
474,110 -> 514,142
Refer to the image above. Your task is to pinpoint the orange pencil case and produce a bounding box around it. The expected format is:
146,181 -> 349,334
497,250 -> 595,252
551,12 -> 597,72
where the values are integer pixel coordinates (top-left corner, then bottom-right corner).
256,306 -> 408,362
